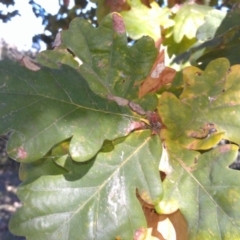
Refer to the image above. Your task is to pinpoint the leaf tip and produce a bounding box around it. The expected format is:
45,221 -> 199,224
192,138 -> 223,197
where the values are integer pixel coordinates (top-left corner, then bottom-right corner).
112,12 -> 125,34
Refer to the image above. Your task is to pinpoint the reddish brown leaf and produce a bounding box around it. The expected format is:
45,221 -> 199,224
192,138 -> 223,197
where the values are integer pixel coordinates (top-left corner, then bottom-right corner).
146,111 -> 161,135
139,49 -> 176,98
21,56 -> 41,71
106,0 -> 130,12
137,190 -> 188,240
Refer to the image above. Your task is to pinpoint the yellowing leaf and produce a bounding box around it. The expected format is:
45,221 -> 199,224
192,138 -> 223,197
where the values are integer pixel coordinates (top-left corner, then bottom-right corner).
158,140 -> 240,239
158,58 -> 240,150
121,0 -> 174,41
172,3 -> 211,43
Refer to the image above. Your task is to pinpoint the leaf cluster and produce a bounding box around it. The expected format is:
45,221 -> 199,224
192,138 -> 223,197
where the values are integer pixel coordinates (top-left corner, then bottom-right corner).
1,1 -> 240,240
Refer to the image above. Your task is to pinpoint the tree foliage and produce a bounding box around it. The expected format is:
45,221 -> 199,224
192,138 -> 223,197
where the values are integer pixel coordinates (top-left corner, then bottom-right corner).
1,0 -> 240,239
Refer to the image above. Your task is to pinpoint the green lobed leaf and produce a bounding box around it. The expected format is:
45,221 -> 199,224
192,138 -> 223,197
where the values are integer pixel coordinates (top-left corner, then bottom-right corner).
0,60 -> 140,162
195,10 -> 240,68
37,49 -> 79,69
121,0 -> 174,41
174,10 -> 240,67
164,34 -> 197,58
196,9 -> 226,41
156,140 -> 240,239
158,58 -> 240,149
38,13 -> 158,110
172,3 -> 211,43
95,0 -> 111,23
9,131 -> 163,240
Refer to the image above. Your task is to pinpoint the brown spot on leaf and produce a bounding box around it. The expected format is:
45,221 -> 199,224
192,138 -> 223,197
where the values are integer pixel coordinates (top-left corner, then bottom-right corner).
112,13 -> 125,34
108,94 -> 129,106
219,144 -> 231,153
17,147 -> 27,159
10,49 -> 40,71
195,71 -> 202,76
21,57 -> 41,71
188,123 -> 217,139
146,111 -> 161,135
128,102 -> 146,115
125,121 -> 146,134
52,32 -> 62,48
134,227 -> 146,240
208,96 -> 217,104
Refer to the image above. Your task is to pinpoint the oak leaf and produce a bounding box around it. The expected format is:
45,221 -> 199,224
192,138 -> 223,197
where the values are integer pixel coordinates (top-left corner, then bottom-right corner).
139,49 -> 176,98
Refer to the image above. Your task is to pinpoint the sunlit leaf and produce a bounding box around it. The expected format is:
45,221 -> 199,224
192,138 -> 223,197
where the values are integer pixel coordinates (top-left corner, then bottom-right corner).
174,10 -> 240,67
9,131 -> 163,240
121,0 -> 174,41
172,3 -> 211,43
38,13 -> 158,110
0,13 -> 161,162
156,140 -> 240,239
158,58 -> 240,149
196,9 -> 226,41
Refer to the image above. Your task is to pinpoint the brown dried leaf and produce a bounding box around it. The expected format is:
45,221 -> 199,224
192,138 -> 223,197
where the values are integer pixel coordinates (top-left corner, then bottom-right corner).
52,32 -> 62,48
107,94 -> 129,106
139,50 -> 176,98
21,56 -> 41,71
129,101 -> 146,115
138,191 -> 188,240
106,0 -> 130,12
